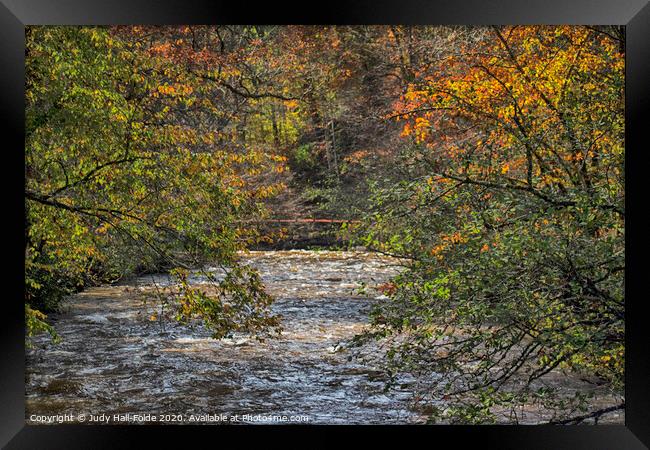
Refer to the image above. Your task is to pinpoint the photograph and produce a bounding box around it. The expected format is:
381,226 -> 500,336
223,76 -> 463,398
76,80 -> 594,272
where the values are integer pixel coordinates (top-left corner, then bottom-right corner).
22,24 -> 627,426
2,1 -> 650,448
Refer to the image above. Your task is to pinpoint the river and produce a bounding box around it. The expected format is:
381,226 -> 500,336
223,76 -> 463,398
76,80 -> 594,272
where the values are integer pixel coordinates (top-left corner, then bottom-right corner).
26,250 -> 427,424
25,249 -> 624,425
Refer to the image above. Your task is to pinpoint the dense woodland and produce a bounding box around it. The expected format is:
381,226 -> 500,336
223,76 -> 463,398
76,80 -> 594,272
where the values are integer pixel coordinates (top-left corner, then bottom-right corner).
25,25 -> 624,423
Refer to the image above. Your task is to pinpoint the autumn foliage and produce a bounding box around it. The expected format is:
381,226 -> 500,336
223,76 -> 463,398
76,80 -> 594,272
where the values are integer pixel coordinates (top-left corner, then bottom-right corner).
356,25 -> 624,423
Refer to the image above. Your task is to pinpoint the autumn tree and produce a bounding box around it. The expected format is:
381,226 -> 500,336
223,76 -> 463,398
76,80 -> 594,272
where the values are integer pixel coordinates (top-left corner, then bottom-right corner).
353,25 -> 625,423
25,26 -> 284,341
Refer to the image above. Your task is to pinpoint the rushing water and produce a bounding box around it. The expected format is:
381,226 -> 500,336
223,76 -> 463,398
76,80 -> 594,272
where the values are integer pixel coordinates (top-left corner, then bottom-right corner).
25,250 -> 624,425
26,250 -> 428,424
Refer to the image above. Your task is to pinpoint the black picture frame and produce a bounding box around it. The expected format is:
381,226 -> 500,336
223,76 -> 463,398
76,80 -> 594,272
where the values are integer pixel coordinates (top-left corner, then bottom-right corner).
2,1 -> 648,448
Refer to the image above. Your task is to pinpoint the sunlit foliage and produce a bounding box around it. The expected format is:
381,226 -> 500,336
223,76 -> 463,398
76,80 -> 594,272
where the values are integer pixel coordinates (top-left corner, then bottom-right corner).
354,25 -> 624,423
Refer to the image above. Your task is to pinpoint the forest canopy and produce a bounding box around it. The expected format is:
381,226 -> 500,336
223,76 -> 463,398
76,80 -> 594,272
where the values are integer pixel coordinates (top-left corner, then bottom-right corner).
25,25 -> 624,424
